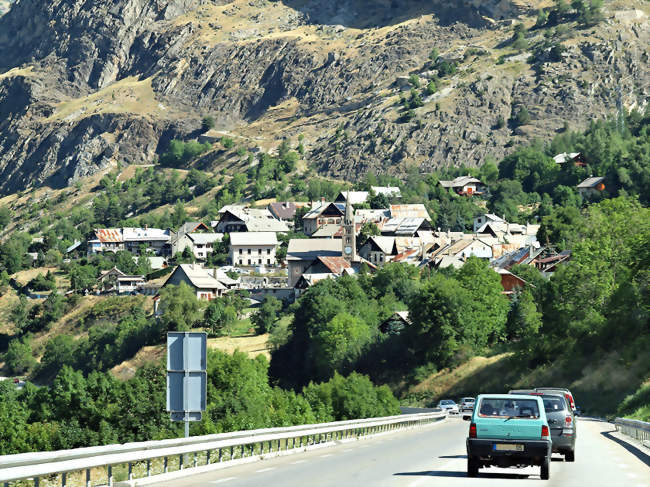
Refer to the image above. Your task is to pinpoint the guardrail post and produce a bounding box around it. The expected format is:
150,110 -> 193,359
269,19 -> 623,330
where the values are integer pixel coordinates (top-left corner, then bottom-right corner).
86,468 -> 91,487
207,450 -> 211,465
128,462 -> 133,480
193,452 -> 198,467
147,458 -> 151,476
34,478 -> 40,487
61,472 -> 67,487
218,448 -> 223,462
163,457 -> 168,473
108,465 -> 113,487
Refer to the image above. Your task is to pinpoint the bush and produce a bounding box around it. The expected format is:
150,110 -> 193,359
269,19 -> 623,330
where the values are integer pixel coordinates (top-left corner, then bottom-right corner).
617,382 -> 650,422
201,116 -> 215,132
513,106 -> 531,126
221,137 -> 234,149
5,338 -> 36,375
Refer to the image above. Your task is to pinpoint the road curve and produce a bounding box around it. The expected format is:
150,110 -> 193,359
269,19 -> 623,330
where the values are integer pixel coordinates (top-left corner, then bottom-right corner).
155,417 -> 649,487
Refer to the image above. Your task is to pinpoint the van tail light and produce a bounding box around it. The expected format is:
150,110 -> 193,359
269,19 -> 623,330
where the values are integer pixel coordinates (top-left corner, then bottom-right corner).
469,423 -> 477,438
565,393 -> 575,410
565,415 -> 572,426
541,425 -> 550,438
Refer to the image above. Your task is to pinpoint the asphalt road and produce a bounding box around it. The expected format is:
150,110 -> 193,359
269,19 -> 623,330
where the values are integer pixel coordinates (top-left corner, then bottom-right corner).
156,417 -> 649,487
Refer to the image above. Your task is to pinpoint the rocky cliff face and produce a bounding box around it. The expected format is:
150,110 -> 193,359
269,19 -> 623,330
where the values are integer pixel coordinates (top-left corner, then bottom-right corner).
0,0 -> 647,194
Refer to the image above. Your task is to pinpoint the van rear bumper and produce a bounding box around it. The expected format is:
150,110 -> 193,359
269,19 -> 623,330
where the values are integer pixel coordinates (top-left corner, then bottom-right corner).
467,438 -> 551,459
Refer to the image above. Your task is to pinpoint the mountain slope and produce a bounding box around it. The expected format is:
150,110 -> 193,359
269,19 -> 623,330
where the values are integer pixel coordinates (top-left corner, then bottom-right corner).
0,0 -> 648,194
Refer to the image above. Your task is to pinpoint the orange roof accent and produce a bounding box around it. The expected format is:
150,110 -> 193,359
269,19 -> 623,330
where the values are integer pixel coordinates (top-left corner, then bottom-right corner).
95,228 -> 123,243
317,256 -> 353,274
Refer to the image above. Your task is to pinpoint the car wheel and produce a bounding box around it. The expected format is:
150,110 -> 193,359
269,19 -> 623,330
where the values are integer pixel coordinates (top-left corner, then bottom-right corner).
540,457 -> 550,480
565,450 -> 575,462
467,457 -> 479,477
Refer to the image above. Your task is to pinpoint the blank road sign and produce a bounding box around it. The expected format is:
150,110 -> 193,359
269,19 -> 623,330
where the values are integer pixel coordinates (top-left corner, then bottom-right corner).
166,332 -> 207,417
167,332 -> 207,371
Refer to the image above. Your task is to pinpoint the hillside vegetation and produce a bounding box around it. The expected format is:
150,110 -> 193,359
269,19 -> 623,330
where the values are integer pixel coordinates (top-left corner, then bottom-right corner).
0,0 -> 648,193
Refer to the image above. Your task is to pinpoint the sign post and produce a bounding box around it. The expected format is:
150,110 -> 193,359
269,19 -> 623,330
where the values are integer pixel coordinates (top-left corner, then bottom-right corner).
166,332 -> 207,438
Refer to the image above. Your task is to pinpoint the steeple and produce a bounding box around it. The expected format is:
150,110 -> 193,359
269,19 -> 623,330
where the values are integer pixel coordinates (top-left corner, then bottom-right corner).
342,191 -> 356,262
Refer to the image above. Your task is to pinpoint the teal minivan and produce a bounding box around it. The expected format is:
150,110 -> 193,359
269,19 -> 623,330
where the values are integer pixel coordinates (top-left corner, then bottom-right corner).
466,394 -> 552,479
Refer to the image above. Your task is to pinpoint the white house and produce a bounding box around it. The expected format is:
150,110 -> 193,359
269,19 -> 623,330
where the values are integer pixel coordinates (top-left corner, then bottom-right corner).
214,206 -> 289,233
186,233 -> 223,260
229,232 -> 279,267
160,264 -> 227,301
438,176 -> 486,196
473,214 -> 505,232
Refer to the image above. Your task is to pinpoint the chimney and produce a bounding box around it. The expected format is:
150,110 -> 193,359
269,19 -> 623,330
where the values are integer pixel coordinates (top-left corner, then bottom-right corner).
144,224 -> 148,230
321,197 -> 326,203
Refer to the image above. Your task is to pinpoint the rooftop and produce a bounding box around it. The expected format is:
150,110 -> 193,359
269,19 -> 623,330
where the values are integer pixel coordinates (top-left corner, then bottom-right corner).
390,204 -> 431,221
229,232 -> 279,246
187,233 -> 223,244
438,175 -> 484,188
287,238 -> 341,260
577,176 -> 605,188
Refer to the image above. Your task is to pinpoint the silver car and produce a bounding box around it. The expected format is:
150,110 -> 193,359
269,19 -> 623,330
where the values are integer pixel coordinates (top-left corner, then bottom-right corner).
437,399 -> 459,414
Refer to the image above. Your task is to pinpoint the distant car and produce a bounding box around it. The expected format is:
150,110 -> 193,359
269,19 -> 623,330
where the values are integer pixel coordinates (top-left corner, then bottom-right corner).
466,394 -> 552,479
437,399 -> 459,414
460,397 -> 475,414
535,387 -> 577,413
538,393 -> 576,461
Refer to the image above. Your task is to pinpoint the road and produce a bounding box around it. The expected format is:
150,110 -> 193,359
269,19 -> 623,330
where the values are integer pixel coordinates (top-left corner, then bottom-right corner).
156,417 -> 649,487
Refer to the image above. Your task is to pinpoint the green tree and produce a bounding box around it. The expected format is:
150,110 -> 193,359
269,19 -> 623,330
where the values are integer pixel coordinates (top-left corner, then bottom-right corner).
0,205 -> 12,229
456,257 -> 510,346
201,116 -> 215,132
5,338 -> 37,375
513,106 -> 531,126
69,264 -> 97,292
158,282 -> 204,332
252,296 -> 282,334
506,289 -> 542,342
204,298 -> 237,337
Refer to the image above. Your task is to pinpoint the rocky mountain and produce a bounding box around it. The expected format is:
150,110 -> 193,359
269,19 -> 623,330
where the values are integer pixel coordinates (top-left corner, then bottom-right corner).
0,0 -> 648,194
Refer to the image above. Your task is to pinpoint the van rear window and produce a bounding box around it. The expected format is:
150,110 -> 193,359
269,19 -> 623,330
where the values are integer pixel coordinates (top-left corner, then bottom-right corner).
543,397 -> 566,412
478,398 -> 540,419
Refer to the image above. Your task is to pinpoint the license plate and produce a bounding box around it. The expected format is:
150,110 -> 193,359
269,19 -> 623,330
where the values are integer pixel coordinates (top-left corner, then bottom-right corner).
493,443 -> 524,452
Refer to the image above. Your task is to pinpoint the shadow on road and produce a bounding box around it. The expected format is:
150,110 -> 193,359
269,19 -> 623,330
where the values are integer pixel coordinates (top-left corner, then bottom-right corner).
439,455 -> 467,459
600,430 -> 650,467
394,471 -> 530,479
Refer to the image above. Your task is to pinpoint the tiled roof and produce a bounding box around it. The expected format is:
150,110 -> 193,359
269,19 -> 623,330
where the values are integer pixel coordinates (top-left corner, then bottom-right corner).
177,264 -> 226,290
188,233 -> 223,244
95,228 -> 123,243
390,204 -> 431,220
317,256 -> 353,275
122,228 -> 171,241
268,202 -> 297,220
287,239 -> 341,260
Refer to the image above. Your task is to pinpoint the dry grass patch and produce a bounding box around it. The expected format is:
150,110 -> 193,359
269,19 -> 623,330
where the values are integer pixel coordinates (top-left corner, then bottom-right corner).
208,334 -> 270,360
111,345 -> 166,380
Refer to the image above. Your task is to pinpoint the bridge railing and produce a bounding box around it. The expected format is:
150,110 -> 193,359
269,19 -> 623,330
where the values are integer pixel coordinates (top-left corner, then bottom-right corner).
0,411 -> 446,487
614,417 -> 650,445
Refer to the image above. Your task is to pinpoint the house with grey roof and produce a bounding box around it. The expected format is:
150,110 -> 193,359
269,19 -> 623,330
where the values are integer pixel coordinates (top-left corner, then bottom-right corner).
577,177 -> 605,197
159,264 -> 227,301
214,205 -> 289,233
438,175 -> 486,196
302,202 -> 346,236
286,238 -> 342,286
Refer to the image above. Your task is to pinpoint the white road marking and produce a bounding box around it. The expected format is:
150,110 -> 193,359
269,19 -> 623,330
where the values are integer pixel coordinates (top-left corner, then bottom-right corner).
343,449 -> 353,453
290,460 -> 306,464
255,467 -> 276,473
320,454 -> 333,458
210,478 -> 236,484
627,473 -> 637,478
618,463 -> 629,469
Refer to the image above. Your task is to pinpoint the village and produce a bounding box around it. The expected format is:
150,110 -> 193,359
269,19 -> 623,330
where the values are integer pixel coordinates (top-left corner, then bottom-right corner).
57,165 -> 602,310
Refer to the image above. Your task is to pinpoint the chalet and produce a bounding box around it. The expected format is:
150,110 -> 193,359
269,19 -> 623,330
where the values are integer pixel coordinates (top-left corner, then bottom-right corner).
577,177 -> 605,197
301,202 -> 345,236
187,233 -> 223,260
495,268 -> 529,296
171,222 -> 211,255
268,202 -> 298,223
286,238 -> 341,287
88,228 -> 123,254
355,208 -> 391,224
96,267 -> 145,294
438,176 -> 486,196
88,227 -> 172,256
214,205 -> 289,233
295,256 -> 355,290
334,191 -> 369,205
359,236 -> 396,266
473,214 -> 505,233
553,152 -> 587,167
379,311 -> 411,334
160,264 -> 227,300
229,232 -> 279,267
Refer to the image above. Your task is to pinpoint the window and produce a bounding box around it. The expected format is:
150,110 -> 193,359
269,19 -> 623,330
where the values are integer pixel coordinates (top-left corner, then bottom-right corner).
259,259 -> 262,264
477,398 -> 540,418
248,259 -> 251,265
267,259 -> 271,265
248,249 -> 251,254
239,249 -> 243,254
267,249 -> 271,254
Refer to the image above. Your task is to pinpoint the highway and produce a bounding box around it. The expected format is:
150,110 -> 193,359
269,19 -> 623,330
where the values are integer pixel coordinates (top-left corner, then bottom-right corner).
156,417 -> 649,487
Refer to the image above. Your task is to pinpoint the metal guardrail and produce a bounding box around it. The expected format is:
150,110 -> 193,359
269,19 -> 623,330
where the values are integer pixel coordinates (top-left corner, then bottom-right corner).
614,417 -> 650,444
0,411 -> 446,486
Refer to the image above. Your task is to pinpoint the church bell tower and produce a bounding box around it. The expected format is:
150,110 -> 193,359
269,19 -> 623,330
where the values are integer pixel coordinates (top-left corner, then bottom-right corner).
342,191 -> 356,262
